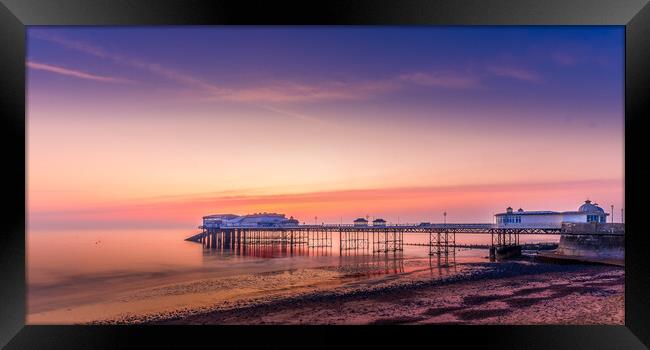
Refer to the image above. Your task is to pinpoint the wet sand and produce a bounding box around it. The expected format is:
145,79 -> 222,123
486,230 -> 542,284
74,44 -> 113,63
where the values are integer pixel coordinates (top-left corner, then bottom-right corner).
32,254 -> 463,324
153,261 -> 624,325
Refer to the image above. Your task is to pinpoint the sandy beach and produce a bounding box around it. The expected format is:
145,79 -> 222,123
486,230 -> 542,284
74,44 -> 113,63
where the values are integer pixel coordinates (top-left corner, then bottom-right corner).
150,260 -> 624,325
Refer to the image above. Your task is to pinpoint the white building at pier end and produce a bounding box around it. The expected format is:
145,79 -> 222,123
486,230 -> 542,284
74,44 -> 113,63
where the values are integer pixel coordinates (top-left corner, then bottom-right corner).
495,200 -> 608,228
202,213 -> 299,228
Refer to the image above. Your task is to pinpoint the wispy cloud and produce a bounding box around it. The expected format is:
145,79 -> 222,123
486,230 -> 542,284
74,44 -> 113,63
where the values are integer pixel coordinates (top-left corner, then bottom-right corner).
30,31 -> 227,94
30,31 -> 485,105
398,71 -> 479,89
260,105 -> 331,125
30,31 -> 544,110
487,66 -> 542,83
27,61 -> 134,84
220,79 -> 398,103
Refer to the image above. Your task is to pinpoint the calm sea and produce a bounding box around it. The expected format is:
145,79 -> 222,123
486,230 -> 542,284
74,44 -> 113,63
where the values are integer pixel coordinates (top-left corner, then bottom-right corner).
27,228 -> 559,324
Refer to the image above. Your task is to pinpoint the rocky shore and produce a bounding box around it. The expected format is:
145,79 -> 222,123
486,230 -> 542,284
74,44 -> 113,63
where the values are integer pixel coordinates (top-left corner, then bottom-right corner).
146,260 -> 623,325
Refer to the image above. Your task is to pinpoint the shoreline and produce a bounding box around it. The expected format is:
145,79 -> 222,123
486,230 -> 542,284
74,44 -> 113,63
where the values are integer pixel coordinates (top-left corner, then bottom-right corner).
130,259 -> 624,325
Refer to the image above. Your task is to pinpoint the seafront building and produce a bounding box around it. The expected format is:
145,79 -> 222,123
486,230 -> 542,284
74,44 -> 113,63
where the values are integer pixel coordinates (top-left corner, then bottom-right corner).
202,213 -> 299,228
495,200 -> 608,228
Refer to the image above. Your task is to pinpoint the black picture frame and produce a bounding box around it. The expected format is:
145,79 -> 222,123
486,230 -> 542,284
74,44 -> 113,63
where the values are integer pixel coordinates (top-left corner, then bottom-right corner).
1,0 -> 649,348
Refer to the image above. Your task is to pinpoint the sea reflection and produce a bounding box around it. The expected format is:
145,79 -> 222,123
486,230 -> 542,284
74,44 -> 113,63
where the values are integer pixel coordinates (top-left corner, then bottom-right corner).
202,241 -> 331,258
338,251 -> 405,276
201,238 -> 458,279
429,250 -> 458,277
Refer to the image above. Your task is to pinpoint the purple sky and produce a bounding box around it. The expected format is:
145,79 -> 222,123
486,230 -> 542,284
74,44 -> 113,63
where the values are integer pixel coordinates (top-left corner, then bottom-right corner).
27,27 -> 624,227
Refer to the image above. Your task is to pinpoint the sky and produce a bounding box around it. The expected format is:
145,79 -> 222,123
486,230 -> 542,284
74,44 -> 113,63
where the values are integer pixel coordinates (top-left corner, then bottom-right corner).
26,26 -> 625,229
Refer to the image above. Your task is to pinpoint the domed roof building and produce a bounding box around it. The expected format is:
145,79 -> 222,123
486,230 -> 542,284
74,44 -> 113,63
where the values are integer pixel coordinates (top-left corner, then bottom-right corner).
495,200 -> 609,228
578,200 -> 605,214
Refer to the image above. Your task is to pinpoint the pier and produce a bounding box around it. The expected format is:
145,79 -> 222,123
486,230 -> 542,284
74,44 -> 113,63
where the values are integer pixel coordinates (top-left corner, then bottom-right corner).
184,222 -> 598,258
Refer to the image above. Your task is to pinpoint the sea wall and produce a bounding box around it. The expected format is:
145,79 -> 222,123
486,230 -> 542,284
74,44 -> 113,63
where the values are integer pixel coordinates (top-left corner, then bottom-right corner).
555,234 -> 624,260
555,223 -> 624,261
561,222 -> 625,234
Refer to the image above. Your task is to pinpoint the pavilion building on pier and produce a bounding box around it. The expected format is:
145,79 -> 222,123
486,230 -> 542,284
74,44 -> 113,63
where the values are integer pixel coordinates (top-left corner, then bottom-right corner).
495,200 -> 609,228
202,213 -> 299,229
353,218 -> 369,227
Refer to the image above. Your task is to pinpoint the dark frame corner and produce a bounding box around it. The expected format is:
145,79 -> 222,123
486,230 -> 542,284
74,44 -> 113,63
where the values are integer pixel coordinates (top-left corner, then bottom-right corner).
1,0 -> 649,349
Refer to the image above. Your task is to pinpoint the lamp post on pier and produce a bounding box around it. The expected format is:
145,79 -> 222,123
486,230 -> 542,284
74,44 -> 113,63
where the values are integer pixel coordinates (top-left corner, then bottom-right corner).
443,211 -> 447,225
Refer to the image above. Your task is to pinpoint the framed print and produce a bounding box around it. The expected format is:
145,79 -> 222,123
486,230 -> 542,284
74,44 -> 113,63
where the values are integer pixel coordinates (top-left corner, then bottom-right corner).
1,0 -> 649,349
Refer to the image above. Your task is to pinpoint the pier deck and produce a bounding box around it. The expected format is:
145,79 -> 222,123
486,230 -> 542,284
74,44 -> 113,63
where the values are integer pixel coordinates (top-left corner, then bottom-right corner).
186,222 -> 622,257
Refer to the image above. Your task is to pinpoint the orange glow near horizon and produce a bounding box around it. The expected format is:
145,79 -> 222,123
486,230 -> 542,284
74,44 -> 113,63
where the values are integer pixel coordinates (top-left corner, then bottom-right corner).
29,179 -> 623,230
